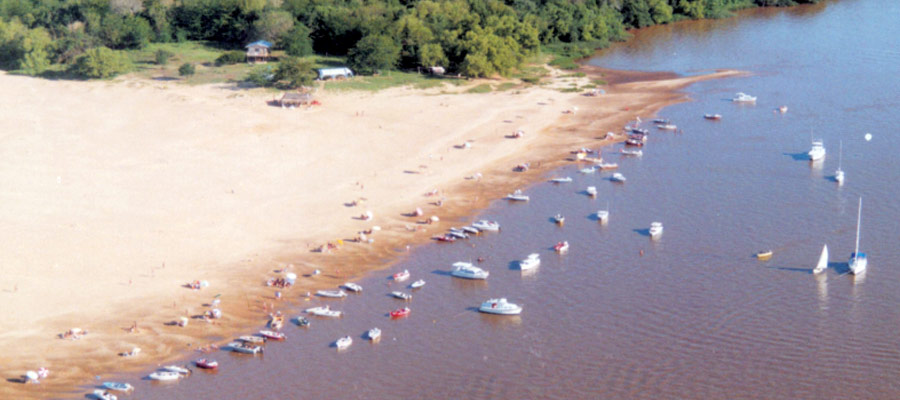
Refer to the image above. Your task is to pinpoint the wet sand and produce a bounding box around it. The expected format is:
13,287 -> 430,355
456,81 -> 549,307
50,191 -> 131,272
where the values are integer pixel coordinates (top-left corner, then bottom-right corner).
0,67 -> 740,399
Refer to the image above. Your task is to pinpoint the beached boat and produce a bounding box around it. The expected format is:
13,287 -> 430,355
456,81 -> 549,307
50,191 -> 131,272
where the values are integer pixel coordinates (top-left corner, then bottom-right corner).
611,173 -> 626,182
653,118 -> 670,124
102,382 -> 133,392
461,226 -> 481,235
391,291 -> 412,300
579,166 -> 597,173
239,335 -> 265,344
849,197 -> 867,275
472,220 -> 500,232
550,177 -> 573,183
755,250 -> 773,261
808,139 -> 826,161
410,279 -> 426,289
148,371 -> 182,381
92,390 -> 117,400
334,336 -> 353,350
553,214 -> 565,225
625,137 -> 645,147
434,234 -> 456,242
393,269 -> 410,281
450,262 -> 489,280
268,314 -> 284,330
656,124 -> 677,130
259,330 -> 286,341
732,92 -> 757,103
704,114 -> 722,120
194,359 -> 218,370
342,282 -> 363,292
519,253 -> 540,271
447,228 -> 469,239
813,244 -> 828,274
620,149 -> 643,157
367,327 -> 382,341
162,365 -> 191,375
629,127 -> 650,135
835,140 -> 845,184
586,186 -> 597,197
316,289 -> 347,298
390,307 -> 411,318
295,317 -> 310,327
506,189 -> 530,201
227,342 -> 263,354
649,222 -> 663,238
478,298 -> 523,315
554,241 -> 569,253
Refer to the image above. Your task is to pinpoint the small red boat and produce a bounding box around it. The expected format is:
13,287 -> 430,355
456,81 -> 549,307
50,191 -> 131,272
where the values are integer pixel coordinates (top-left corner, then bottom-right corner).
554,241 -> 570,253
195,359 -> 218,370
258,330 -> 286,341
393,270 -> 410,281
390,307 -> 411,318
433,235 -> 456,242
704,113 -> 722,120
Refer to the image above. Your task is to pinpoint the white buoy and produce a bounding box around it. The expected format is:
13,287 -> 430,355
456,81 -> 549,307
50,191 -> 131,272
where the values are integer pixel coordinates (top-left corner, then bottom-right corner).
865,133 -> 872,141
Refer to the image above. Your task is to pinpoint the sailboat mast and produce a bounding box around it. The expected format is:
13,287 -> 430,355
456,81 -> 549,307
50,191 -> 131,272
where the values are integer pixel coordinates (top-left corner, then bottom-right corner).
855,197 -> 862,255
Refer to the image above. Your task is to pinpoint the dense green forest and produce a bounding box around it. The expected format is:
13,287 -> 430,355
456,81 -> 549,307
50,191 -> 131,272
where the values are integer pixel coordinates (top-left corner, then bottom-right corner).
0,0 -> 820,81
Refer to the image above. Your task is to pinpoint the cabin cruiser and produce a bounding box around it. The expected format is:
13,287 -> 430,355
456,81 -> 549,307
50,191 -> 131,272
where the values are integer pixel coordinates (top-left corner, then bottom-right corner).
450,262 -> 489,280
478,298 -> 523,315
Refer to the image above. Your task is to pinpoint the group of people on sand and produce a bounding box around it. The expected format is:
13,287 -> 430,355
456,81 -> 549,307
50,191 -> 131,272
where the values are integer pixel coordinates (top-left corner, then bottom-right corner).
60,328 -> 87,340
266,277 -> 292,288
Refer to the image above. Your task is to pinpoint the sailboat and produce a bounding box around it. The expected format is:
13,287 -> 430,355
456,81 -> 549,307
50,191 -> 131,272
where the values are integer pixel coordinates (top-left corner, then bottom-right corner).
835,140 -> 845,184
813,244 -> 828,274
849,197 -> 867,275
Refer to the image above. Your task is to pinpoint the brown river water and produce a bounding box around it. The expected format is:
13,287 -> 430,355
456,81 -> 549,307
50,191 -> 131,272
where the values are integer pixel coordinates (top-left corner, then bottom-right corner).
79,1 -> 900,398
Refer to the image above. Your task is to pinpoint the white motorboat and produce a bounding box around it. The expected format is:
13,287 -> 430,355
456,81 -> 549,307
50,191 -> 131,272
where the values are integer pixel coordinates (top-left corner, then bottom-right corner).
732,92 -> 757,102
849,197 -> 867,275
472,220 -> 500,232
391,291 -> 412,300
450,262 -> 489,280
335,336 -> 353,350
596,209 -> 609,224
519,253 -> 540,270
162,365 -> 191,375
478,298 -> 523,315
579,166 -> 597,174
92,390 -> 117,400
410,279 -> 426,289
305,305 -> 343,318
813,244 -> 828,274
342,282 -> 363,292
367,328 -> 382,341
447,228 -> 469,239
101,382 -> 133,392
550,177 -> 573,183
506,190 -> 530,201
597,162 -> 619,170
586,186 -> 597,197
656,123 -> 677,130
808,139 -> 826,161
227,342 -> 263,354
620,149 -> 643,157
835,140 -> 844,184
148,371 -> 182,381
239,335 -> 265,344
316,290 -> 347,298
611,173 -> 626,182
649,222 -> 663,238
553,214 -> 565,225
461,226 -> 480,235
554,241 -> 569,253
392,269 -> 411,281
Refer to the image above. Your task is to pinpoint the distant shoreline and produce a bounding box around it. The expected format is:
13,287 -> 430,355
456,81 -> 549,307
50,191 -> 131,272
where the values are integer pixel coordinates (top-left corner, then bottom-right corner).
0,65 -> 741,399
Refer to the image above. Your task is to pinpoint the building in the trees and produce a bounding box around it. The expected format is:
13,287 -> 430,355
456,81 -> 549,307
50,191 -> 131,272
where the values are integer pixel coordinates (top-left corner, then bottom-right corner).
245,40 -> 272,63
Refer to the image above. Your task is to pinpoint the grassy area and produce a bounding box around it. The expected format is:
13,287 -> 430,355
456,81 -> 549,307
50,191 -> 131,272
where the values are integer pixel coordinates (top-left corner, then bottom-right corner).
323,70 -> 453,92
466,83 -> 493,94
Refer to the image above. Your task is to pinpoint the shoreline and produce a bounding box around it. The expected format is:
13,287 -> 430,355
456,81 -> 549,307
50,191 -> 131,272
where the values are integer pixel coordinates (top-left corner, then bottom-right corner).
0,66 -> 742,399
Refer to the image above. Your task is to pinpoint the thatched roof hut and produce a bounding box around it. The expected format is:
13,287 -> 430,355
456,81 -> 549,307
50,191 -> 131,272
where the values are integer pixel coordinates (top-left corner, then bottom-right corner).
279,92 -> 313,107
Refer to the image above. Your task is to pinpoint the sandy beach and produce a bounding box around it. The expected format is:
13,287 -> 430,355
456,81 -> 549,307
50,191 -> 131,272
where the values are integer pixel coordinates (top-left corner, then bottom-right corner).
0,66 -> 741,398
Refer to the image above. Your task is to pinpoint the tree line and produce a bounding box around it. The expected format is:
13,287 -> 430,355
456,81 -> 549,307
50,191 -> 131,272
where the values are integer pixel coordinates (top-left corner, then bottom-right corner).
0,0 -> 820,79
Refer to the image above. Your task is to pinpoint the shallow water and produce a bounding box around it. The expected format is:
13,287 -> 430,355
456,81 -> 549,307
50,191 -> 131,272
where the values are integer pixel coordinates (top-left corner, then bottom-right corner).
86,1 -> 900,398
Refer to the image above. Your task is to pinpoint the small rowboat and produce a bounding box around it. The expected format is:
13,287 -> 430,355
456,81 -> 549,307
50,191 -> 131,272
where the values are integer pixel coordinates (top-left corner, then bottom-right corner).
342,282 -> 363,292
92,390 -> 117,400
410,279 -> 426,289
102,382 -> 133,392
227,342 -> 263,354
554,241 -> 569,253
549,177 -> 573,183
162,365 -> 191,375
239,335 -> 265,344
391,291 -> 412,301
392,270 -> 410,282
656,124 -> 677,130
620,149 -> 643,157
295,317 -> 310,327
148,371 -> 181,381
195,359 -> 218,369
390,307 -> 411,318
553,214 -> 565,225
704,113 -> 722,120
316,290 -> 347,298
258,330 -> 286,341
755,250 -> 773,260
433,234 -> 456,242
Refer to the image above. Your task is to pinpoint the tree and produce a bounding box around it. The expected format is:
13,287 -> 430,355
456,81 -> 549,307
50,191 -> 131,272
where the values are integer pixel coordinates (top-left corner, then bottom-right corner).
418,43 -> 447,68
280,24 -> 313,57
155,49 -> 173,65
621,0 -> 654,28
346,34 -> 400,75
178,62 -> 195,76
273,56 -> 315,88
69,47 -> 132,78
19,26 -> 52,75
252,10 -> 294,43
